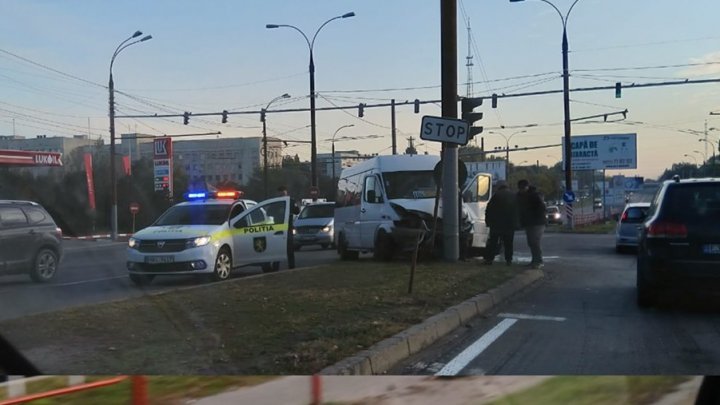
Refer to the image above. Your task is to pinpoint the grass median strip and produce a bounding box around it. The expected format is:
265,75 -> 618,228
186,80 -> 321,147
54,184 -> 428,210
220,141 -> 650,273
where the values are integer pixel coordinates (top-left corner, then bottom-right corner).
486,376 -> 692,405
1,259 -> 518,375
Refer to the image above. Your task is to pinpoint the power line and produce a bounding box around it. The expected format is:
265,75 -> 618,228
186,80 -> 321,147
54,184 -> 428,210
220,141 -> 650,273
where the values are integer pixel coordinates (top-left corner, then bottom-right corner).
572,35 -> 720,53
0,47 -> 106,89
121,71 -> 308,92
573,61 -> 720,73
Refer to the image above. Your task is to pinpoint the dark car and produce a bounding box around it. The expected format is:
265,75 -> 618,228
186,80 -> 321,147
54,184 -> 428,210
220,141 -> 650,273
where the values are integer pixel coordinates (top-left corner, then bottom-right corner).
0,200 -> 63,282
636,177 -> 720,307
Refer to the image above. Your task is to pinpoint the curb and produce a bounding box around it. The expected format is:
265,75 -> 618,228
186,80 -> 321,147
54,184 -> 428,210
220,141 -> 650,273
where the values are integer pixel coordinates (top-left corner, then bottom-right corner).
63,233 -> 132,241
320,268 -> 545,375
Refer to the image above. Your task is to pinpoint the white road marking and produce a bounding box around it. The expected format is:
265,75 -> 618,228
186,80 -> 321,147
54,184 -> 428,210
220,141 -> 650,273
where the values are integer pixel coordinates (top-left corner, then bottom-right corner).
435,318 -> 517,376
513,255 -> 560,263
53,275 -> 127,287
498,313 -> 566,322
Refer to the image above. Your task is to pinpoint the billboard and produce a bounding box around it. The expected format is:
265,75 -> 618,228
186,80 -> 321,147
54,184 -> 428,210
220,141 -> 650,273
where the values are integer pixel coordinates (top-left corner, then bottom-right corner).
465,160 -> 507,183
153,137 -> 173,197
562,133 -> 637,170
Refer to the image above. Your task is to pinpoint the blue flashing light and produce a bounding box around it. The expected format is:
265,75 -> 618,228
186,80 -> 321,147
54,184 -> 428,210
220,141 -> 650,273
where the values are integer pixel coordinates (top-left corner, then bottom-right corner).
186,192 -> 208,200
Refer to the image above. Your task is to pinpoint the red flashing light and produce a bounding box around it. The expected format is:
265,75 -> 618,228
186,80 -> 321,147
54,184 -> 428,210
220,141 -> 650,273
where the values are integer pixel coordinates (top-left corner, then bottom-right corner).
216,190 -> 240,199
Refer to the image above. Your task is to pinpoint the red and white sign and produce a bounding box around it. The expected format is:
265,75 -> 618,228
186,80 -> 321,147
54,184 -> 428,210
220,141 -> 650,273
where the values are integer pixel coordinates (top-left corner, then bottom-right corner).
84,153 -> 96,211
0,149 -> 63,167
153,137 -> 173,158
129,202 -> 140,214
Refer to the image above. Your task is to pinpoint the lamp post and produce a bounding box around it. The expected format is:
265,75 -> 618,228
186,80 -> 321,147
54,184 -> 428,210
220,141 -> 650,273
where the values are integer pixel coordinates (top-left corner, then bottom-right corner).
109,31 -> 152,240
511,0 -> 582,228
699,138 -> 718,175
693,149 -> 708,164
262,93 -> 291,199
331,124 -> 354,188
684,153 -> 698,167
488,129 -> 525,179
266,12 -> 355,191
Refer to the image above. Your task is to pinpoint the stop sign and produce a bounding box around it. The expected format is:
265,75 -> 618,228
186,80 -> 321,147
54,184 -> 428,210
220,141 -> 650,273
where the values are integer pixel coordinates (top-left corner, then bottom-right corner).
129,202 -> 140,214
309,186 -> 319,197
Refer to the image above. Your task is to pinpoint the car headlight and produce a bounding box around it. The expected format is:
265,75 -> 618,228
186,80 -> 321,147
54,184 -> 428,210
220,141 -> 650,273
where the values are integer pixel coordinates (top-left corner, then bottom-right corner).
188,236 -> 211,248
128,237 -> 139,249
322,226 -> 332,233
292,228 -> 297,235
554,213 -> 561,219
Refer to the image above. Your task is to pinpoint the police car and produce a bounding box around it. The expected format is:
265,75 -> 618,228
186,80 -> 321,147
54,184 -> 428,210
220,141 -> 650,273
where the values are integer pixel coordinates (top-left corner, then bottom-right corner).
126,191 -> 291,286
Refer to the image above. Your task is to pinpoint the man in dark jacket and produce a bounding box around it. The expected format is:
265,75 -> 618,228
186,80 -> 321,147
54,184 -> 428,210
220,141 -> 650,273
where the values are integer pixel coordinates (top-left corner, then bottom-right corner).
517,179 -> 546,269
483,181 -> 519,265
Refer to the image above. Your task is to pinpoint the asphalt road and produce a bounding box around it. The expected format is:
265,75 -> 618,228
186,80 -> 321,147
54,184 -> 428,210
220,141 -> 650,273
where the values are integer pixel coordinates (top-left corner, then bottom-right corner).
393,232 -> 720,375
0,240 -> 338,321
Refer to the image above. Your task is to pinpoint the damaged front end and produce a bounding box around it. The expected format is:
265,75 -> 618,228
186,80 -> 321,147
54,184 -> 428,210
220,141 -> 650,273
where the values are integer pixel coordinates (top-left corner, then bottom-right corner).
390,202 -> 474,258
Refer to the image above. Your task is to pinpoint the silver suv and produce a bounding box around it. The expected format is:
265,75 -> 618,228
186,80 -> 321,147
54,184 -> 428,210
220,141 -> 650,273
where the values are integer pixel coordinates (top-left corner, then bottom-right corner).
0,200 -> 63,282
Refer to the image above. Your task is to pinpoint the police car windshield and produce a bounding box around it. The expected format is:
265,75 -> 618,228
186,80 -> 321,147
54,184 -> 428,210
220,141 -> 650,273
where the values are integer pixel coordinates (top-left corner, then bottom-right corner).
154,204 -> 230,226
383,171 -> 436,199
298,204 -> 334,219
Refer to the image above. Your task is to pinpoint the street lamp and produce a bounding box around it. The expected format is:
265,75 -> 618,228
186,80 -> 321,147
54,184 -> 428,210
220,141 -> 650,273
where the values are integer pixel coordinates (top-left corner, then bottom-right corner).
693,149 -> 707,164
331,124 -> 354,188
511,0 -> 582,228
109,31 -> 152,240
266,12 -> 355,193
488,130 -> 525,180
684,153 -> 698,167
262,93 -> 291,199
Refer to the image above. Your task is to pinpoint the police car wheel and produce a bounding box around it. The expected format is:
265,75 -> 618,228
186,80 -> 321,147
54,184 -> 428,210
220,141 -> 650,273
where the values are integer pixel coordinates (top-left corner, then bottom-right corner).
212,248 -> 232,281
129,274 -> 155,286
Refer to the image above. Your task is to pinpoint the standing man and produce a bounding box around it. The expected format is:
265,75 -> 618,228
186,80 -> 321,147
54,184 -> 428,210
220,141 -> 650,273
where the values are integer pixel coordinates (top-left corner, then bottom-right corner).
483,181 -> 519,266
517,179 -> 546,269
277,186 -> 300,269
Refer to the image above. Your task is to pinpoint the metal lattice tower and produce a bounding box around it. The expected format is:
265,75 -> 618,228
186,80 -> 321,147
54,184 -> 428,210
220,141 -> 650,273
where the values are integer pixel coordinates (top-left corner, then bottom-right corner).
465,18 -> 474,98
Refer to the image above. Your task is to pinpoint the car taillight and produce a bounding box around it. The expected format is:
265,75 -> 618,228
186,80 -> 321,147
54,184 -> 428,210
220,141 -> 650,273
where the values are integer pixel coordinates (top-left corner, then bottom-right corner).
647,221 -> 688,238
56,227 -> 63,237
621,211 -> 628,222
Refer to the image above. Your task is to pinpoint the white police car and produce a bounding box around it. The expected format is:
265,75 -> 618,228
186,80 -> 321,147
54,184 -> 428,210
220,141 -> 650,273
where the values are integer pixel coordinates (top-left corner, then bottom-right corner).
126,191 -> 291,286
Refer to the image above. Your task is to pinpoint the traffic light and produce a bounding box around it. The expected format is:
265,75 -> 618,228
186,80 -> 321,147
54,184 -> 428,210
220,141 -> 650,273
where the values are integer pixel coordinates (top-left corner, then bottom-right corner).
615,82 -> 621,98
461,97 -> 484,139
358,103 -> 365,118
222,110 -> 228,124
414,99 -> 420,114
491,93 -> 498,109
183,111 -> 190,125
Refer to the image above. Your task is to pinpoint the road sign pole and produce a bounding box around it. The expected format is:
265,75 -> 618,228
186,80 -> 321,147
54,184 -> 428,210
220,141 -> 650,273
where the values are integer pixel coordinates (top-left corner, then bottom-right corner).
132,213 -> 136,233
440,0 -> 459,262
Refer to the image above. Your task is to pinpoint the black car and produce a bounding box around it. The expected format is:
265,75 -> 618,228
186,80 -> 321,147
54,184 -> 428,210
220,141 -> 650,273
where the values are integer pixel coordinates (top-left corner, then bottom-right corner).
636,177 -> 720,307
0,200 -> 63,282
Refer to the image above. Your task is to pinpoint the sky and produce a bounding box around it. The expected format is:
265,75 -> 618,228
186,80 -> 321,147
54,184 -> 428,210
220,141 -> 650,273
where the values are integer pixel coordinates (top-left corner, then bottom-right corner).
1,0 -> 720,179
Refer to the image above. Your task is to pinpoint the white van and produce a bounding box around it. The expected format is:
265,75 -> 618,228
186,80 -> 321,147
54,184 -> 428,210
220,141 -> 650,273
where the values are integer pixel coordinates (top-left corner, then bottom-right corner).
334,154 -> 492,260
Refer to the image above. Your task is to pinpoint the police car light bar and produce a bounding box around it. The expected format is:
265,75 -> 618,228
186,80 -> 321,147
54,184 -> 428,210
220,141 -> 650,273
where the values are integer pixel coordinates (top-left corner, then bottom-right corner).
216,191 -> 240,199
186,192 -> 208,200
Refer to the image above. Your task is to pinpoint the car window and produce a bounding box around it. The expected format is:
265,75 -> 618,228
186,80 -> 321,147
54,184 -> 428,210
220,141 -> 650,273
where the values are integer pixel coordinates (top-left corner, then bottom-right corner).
154,204 -> 231,226
623,207 -> 648,223
229,204 -> 245,220
662,184 -> 720,222
0,207 -> 29,228
23,207 -> 52,225
298,204 -> 334,219
234,206 -> 271,228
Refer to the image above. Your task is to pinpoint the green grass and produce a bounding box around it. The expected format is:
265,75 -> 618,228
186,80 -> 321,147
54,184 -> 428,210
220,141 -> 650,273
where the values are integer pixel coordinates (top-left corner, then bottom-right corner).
486,376 -> 692,405
1,258 -> 519,375
7,376 -> 273,405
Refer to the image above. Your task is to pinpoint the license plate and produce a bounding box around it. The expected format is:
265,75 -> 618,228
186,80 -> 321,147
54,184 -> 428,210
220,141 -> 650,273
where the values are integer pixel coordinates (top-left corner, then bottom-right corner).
145,255 -> 175,264
703,244 -> 720,255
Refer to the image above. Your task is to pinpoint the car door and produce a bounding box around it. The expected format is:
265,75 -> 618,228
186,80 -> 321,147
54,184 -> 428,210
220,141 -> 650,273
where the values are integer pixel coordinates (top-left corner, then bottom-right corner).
461,174 -> 492,248
0,206 -> 33,273
360,174 -> 386,248
230,196 -> 290,266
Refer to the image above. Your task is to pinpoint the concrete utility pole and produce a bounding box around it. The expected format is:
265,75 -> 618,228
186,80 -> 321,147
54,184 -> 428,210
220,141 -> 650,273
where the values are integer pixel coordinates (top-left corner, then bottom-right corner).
441,0 -> 459,262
